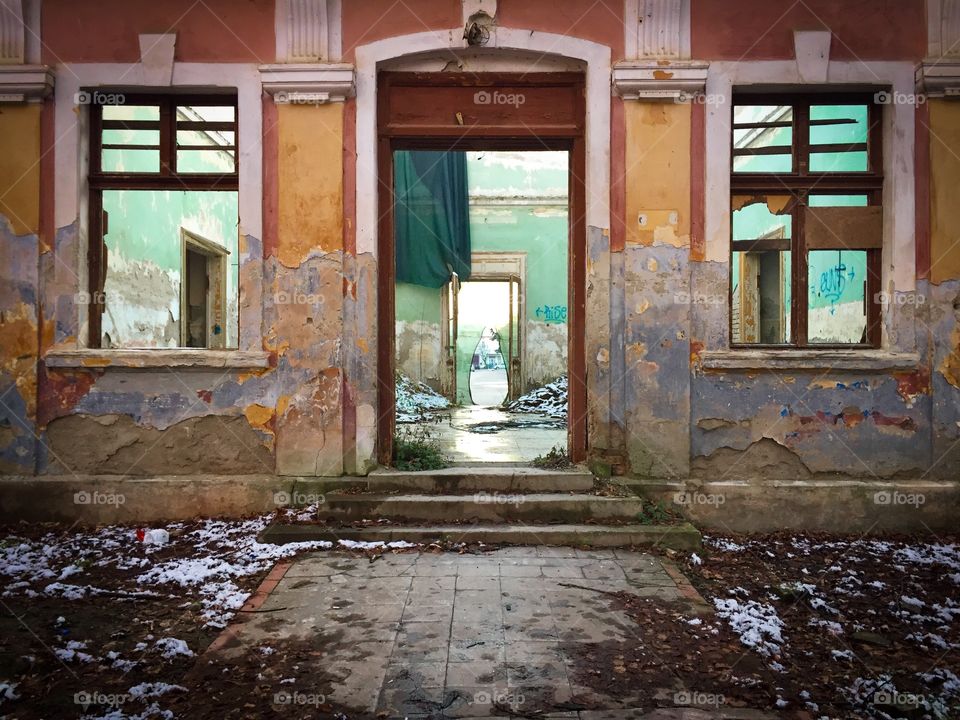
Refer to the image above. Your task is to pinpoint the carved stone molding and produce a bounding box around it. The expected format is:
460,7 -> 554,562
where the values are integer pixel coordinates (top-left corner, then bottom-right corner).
625,0 -> 690,60
275,0 -> 342,62
918,60 -> 960,98
0,0 -> 25,64
928,0 -> 960,59
259,63 -> 355,104
612,60 -> 707,101
0,64 -> 53,102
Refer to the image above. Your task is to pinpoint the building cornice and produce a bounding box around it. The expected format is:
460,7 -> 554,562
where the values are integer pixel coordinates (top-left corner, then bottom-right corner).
0,64 -> 54,102
612,60 -> 708,102
918,60 -> 960,98
259,63 -> 355,104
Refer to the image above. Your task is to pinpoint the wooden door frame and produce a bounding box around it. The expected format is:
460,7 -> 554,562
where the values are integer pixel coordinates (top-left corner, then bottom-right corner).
376,72 -> 587,465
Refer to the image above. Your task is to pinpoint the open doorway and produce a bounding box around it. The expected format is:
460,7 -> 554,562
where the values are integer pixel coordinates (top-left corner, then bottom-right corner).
392,149 -> 570,464
377,72 -> 587,467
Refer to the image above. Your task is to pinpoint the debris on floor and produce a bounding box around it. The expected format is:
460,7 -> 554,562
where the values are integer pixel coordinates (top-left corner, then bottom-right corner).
572,534 -> 960,719
460,414 -> 564,433
2,522 -> 957,719
505,375 -> 567,419
395,372 -> 450,423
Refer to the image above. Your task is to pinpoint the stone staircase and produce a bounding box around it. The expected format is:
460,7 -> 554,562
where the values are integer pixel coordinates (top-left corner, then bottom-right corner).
260,466 -> 701,549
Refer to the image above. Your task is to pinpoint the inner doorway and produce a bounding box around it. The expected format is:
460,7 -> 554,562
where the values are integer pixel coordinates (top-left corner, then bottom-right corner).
393,151 -> 570,463
377,72 -> 587,466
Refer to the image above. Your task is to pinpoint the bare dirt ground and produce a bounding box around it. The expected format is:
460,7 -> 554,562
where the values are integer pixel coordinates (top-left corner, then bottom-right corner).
0,517 -> 957,719
567,535 -> 960,719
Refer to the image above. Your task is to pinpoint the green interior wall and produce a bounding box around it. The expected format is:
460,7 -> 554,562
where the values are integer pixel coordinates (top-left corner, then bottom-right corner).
394,151 -> 569,403
100,104 -> 239,348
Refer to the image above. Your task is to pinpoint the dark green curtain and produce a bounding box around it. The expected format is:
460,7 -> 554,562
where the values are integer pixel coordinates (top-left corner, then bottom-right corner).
394,150 -> 471,288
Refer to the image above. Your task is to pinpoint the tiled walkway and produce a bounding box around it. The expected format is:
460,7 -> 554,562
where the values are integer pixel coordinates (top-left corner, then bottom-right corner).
209,548 -> 762,719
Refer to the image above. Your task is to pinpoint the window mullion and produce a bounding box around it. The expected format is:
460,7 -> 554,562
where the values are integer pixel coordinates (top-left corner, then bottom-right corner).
159,99 -> 173,176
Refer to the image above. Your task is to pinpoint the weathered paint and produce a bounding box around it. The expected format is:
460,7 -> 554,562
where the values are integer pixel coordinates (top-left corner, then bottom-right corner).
277,103 -> 344,265
41,0 -> 275,63
624,102 -> 691,248
0,105 -> 41,474
929,100 -> 960,285
0,0 -> 955,509
691,0 -> 925,61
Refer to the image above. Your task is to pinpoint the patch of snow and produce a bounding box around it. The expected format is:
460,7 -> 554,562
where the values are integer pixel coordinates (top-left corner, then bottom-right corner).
127,682 -> 186,699
704,537 -> 747,552
0,682 -> 19,703
713,597 -> 785,657
395,373 -> 450,423
153,638 -> 193,660
337,539 -> 417,550
505,376 -> 567,419
689,553 -> 702,566
831,649 -> 854,661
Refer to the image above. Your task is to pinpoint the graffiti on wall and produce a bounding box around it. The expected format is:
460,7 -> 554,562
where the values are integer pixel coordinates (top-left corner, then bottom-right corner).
535,305 -> 567,323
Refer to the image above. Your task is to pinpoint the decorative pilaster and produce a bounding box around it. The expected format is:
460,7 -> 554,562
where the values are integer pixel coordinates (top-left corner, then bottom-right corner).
920,0 -> 960,97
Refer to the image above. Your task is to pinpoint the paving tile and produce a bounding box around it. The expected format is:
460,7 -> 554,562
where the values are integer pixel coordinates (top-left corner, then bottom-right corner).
499,562 -> 543,577
540,565 -> 586,579
320,601 -> 405,624
486,547 -> 541,558
447,637 -> 505,663
441,685 -> 514,718
582,562 -> 628,581
504,640 -> 564,664
281,559 -> 342,577
455,574 -> 501,591
537,547 -> 580,558
384,660 -> 447,688
402,601 -> 454,624
377,683 -> 446,717
456,562 -> 501,577
393,622 -> 450,663
444,658 -> 507,686
219,547 -> 692,719
574,548 -> 617,559
506,656 -> 568,685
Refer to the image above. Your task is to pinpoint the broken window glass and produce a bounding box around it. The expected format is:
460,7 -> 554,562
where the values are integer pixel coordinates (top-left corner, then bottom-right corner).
176,105 -> 237,173
732,105 -> 793,173
101,105 -> 161,173
729,94 -> 882,348
809,105 -> 869,172
730,196 -> 792,345
88,95 -> 240,349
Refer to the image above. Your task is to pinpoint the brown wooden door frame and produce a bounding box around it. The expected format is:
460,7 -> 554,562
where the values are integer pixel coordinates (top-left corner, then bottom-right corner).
376,72 -> 587,465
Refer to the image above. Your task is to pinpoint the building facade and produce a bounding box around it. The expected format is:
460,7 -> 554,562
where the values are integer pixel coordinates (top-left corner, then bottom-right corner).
0,0 -> 957,529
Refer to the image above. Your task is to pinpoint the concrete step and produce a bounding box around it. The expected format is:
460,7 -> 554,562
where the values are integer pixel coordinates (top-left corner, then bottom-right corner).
363,466 -> 595,493
319,493 -> 644,524
260,522 -> 701,550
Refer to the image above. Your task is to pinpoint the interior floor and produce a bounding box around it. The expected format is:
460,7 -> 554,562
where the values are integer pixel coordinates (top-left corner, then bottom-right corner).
422,405 -> 565,464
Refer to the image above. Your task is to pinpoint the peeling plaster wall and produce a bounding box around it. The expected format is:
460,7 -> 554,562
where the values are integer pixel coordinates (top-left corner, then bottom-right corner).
3,0 -> 957,493
271,102 -> 346,476
0,105 -> 41,474
927,99 -> 960,478
621,102 -> 692,477
395,282 -> 444,390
